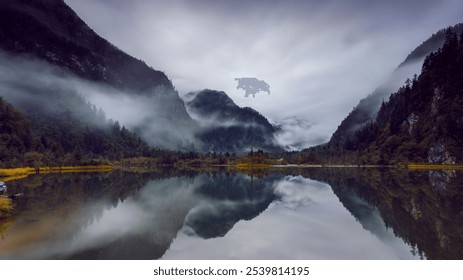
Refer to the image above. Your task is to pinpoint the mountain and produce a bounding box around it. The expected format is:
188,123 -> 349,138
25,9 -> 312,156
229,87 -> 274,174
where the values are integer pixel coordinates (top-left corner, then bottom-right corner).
0,0 -> 171,90
329,23 -> 463,148
0,77 -> 157,168
335,30 -> 463,164
185,90 -> 283,153
399,23 -> 463,67
291,29 -> 463,165
361,30 -> 462,164
0,0 -> 197,151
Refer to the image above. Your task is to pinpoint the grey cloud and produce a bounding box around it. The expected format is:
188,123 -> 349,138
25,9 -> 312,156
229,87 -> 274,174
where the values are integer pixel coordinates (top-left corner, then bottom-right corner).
65,0 -> 463,148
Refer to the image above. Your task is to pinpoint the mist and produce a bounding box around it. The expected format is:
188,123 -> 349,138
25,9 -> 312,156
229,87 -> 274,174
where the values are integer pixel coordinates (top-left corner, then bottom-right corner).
183,90 -> 283,152
274,117 -> 330,151
0,51 -> 198,151
184,90 -> 271,129
82,85 -> 199,150
65,0 -> 463,148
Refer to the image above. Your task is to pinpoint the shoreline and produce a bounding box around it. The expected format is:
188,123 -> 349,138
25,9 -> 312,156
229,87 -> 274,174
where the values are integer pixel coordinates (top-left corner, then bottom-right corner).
234,163 -> 463,170
1,162 -> 462,182
0,165 -> 113,182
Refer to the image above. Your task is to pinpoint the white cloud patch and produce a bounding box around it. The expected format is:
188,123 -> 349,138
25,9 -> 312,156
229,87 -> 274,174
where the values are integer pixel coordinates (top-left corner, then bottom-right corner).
274,117 -> 330,150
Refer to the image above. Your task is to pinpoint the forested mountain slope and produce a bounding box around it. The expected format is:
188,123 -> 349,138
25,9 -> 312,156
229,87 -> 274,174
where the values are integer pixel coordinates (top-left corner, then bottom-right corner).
294,30 -> 463,165
329,23 -> 463,148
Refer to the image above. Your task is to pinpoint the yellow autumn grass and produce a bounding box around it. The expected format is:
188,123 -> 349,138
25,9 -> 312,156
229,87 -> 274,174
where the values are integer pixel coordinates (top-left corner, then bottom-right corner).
0,165 -> 113,181
407,163 -> 463,170
234,163 -> 271,169
0,197 -> 13,217
0,167 -> 31,178
40,165 -> 113,173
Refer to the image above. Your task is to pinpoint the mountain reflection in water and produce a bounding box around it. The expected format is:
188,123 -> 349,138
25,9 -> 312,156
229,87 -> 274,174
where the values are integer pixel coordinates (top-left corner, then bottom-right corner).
0,168 -> 462,259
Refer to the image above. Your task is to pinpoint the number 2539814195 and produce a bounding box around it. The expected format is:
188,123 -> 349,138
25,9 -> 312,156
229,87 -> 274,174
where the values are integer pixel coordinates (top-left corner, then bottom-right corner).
245,267 -> 309,276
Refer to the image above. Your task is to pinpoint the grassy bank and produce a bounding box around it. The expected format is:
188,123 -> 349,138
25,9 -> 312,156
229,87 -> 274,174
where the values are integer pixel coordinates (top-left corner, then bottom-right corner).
407,163 -> 463,170
235,163 -> 463,170
0,197 -> 13,218
0,165 -> 113,181
234,163 -> 272,169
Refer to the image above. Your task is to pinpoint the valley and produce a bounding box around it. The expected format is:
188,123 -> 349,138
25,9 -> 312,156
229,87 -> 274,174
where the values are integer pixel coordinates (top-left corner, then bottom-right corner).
1,0 -> 463,261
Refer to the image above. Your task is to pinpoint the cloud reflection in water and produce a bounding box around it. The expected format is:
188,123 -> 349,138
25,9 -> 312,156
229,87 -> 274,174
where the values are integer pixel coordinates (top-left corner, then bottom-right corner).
163,176 -> 418,259
0,172 -> 420,259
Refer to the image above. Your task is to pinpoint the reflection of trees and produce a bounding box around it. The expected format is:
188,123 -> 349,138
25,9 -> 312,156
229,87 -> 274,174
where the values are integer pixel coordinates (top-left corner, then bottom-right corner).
293,168 -> 463,260
0,171 -> 173,259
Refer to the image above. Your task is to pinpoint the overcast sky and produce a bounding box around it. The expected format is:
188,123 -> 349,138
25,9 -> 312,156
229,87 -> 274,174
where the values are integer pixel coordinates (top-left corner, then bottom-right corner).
65,0 -> 463,148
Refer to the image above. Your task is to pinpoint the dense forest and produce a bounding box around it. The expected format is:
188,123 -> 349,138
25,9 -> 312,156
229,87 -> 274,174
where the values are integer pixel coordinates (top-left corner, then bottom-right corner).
0,90 -> 271,169
0,96 -> 33,165
289,29 -> 463,165
0,94 -> 159,168
329,23 -> 463,149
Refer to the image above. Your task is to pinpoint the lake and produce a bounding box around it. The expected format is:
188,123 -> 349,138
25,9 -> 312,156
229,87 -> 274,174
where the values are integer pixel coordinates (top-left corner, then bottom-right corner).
0,167 -> 462,259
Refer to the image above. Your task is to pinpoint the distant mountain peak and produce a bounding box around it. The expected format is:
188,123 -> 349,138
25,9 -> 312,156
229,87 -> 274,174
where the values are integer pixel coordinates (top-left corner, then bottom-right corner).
185,89 -> 282,153
186,89 -> 237,110
399,23 -> 463,67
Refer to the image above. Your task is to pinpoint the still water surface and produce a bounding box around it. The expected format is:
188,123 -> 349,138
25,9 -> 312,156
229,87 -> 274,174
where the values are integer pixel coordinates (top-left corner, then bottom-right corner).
1,168 -> 462,259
